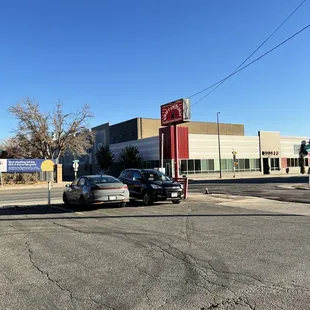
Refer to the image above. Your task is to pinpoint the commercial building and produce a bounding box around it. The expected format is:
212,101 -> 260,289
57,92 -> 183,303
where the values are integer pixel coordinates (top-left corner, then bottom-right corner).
61,117 -> 308,179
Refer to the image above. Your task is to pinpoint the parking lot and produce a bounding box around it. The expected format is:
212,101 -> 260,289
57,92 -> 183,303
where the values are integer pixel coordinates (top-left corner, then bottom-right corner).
1,195 -> 310,309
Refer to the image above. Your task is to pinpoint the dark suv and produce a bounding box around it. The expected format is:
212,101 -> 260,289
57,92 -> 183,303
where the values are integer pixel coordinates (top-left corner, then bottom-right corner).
118,169 -> 183,205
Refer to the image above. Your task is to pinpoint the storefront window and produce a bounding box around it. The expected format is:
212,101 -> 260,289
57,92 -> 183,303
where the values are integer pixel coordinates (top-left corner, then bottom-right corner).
195,160 -> 201,173
201,160 -> 208,172
208,159 -> 214,171
188,160 -> 194,174
214,159 -> 219,172
238,159 -> 245,170
270,158 -> 280,171
294,158 -> 298,167
226,159 -> 233,171
180,160 -> 187,174
175,158 -> 264,174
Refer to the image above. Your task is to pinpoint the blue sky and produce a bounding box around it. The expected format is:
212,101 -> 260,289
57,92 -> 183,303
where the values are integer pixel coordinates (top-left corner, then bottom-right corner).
0,0 -> 309,140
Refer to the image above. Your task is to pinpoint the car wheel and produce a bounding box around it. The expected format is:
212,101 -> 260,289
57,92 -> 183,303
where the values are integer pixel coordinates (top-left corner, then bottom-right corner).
143,192 -> 153,206
79,196 -> 87,207
172,200 -> 181,204
63,193 -> 70,206
119,202 -> 127,208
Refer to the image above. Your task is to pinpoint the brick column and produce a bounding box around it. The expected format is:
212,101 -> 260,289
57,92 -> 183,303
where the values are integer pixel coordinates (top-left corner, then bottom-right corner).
55,164 -> 63,183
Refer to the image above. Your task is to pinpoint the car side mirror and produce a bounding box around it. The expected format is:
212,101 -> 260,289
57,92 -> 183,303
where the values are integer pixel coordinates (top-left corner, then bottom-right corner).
65,184 -> 71,188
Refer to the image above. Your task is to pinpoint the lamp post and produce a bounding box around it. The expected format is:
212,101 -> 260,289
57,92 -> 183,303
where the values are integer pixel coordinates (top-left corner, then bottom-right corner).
217,112 -> 222,178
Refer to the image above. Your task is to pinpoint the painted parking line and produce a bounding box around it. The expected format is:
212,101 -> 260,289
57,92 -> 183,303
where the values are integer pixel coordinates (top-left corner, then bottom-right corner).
50,204 -> 83,215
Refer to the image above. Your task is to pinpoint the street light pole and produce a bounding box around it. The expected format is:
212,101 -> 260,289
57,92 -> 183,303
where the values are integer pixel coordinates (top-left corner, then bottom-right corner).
217,112 -> 222,178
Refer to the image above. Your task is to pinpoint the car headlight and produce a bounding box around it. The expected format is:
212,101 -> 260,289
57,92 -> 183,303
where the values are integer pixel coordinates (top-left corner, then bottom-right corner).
150,184 -> 162,189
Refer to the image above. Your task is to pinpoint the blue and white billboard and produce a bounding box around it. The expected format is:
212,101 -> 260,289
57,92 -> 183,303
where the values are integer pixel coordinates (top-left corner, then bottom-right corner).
6,159 -> 45,173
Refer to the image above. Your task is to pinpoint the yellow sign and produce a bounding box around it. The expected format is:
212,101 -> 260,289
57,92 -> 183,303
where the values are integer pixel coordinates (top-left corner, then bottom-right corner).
41,160 -> 54,172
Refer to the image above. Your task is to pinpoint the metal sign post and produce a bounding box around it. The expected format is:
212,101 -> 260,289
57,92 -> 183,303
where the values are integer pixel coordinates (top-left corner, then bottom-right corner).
73,160 -> 79,179
232,150 -> 237,178
48,174 -> 51,205
0,172 -> 3,188
40,160 -> 55,205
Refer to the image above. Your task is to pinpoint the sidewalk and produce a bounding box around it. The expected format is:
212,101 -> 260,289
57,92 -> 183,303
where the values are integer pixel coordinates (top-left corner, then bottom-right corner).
188,173 -> 306,181
0,182 -> 70,191
187,192 -> 310,216
276,184 -> 310,190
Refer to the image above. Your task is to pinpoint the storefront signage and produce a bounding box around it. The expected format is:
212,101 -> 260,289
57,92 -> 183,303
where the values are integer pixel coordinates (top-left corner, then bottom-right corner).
262,151 -> 279,156
161,98 -> 191,126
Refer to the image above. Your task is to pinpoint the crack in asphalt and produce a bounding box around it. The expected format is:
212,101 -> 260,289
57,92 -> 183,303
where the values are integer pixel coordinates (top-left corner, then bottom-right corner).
122,233 -> 238,298
134,257 -> 212,296
134,261 -> 160,280
48,214 -> 310,308
25,241 -> 116,310
148,241 -> 235,297
185,211 -> 192,248
51,220 -> 175,242
90,297 -> 117,310
203,296 -> 255,309
196,257 -> 310,293
155,298 -> 169,310
0,270 -> 15,285
25,241 -> 76,305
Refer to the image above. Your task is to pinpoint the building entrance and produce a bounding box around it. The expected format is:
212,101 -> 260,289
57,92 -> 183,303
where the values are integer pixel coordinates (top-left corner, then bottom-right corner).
263,158 -> 270,174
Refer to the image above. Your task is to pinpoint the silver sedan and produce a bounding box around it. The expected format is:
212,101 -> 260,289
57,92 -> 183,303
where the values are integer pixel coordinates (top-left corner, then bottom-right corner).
63,175 -> 130,207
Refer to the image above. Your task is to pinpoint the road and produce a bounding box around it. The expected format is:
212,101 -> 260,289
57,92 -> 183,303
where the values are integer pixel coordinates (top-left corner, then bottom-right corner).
0,187 -> 64,206
0,176 -> 309,206
0,197 -> 310,309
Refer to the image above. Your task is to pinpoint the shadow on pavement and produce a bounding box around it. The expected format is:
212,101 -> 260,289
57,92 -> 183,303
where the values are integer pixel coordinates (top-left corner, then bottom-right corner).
190,176 -> 308,185
0,200 -> 169,217
0,203 -> 303,221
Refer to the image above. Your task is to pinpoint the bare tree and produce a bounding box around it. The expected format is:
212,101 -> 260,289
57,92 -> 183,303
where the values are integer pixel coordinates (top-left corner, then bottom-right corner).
8,98 -> 94,163
0,137 -> 25,158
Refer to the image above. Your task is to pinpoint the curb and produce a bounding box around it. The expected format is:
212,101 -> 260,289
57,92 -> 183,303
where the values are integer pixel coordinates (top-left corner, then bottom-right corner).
295,186 -> 310,190
188,174 -> 306,181
0,200 -> 64,208
0,183 -> 70,191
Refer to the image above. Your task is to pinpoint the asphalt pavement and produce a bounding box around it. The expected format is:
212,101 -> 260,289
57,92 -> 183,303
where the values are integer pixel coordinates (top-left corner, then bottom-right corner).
1,176 -> 310,309
0,197 -> 310,309
189,175 -> 310,204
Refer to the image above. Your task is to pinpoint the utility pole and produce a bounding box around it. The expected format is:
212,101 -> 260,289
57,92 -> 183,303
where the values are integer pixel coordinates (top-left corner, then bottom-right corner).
217,112 -> 222,178
161,132 -> 164,173
174,125 -> 179,179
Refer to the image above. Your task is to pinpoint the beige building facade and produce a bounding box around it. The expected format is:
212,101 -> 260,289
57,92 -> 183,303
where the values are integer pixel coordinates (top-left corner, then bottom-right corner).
61,117 -> 308,179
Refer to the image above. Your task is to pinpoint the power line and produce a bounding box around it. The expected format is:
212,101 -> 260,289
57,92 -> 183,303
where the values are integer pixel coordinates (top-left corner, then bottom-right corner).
188,0 -> 307,102
190,21 -> 310,107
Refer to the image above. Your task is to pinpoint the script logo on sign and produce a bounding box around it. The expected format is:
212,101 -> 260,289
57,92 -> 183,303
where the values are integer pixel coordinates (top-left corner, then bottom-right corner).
160,98 -> 191,126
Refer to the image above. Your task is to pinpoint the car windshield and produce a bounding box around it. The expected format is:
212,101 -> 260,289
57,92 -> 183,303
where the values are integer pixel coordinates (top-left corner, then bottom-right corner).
142,171 -> 172,181
88,176 -> 120,184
